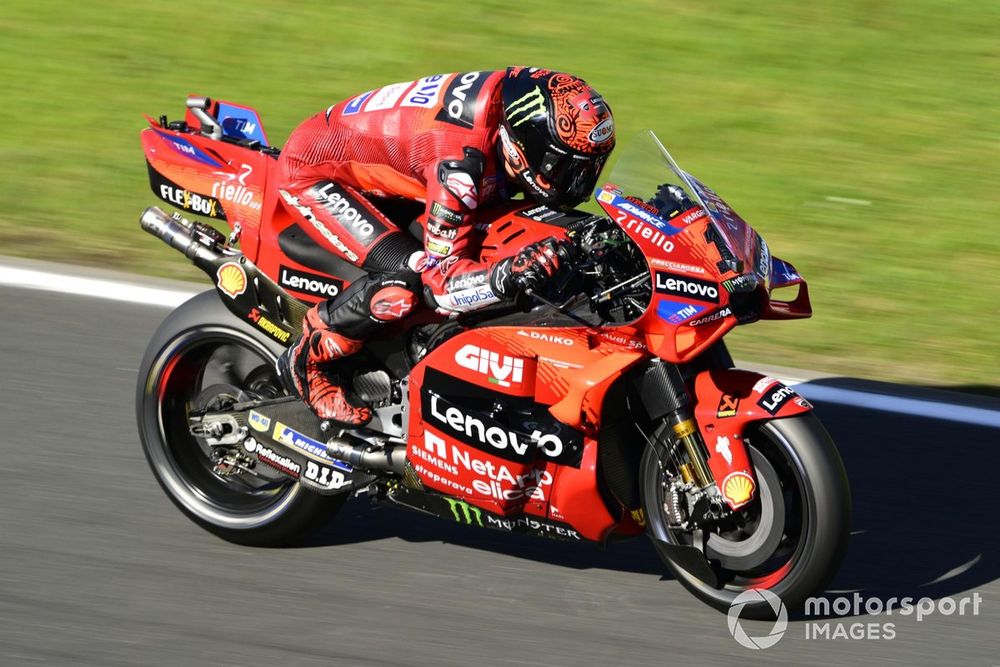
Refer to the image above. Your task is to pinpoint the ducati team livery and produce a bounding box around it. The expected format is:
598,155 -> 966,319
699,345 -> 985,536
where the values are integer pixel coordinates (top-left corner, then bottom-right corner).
136,84 -> 851,617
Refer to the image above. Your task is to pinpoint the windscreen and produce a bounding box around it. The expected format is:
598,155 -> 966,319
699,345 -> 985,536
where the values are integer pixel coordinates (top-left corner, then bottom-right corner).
601,130 -> 764,280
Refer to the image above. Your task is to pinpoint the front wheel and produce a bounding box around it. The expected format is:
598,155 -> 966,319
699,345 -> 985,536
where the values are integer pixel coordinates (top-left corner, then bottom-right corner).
641,413 -> 851,616
136,291 -> 345,546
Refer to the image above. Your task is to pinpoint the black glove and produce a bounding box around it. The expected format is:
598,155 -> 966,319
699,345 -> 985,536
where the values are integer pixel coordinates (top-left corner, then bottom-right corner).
490,238 -> 571,299
649,183 -> 697,220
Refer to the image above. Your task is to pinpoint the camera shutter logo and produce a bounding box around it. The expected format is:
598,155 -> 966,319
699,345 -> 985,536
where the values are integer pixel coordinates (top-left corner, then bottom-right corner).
727,589 -> 788,649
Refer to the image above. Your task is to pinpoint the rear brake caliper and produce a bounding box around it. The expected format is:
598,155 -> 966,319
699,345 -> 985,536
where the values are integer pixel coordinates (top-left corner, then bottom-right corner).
208,446 -> 256,477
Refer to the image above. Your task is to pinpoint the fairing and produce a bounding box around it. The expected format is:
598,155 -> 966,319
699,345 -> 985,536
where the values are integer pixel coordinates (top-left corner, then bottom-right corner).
595,131 -> 811,362
407,326 -> 645,542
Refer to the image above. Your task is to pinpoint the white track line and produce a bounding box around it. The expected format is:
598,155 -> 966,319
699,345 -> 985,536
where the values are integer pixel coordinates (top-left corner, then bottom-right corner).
790,382 -> 1000,429
2,263 -> 997,428
0,266 -> 196,308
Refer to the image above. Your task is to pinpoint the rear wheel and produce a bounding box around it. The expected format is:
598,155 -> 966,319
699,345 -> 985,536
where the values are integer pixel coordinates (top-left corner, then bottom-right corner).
136,291 -> 345,546
641,413 -> 851,616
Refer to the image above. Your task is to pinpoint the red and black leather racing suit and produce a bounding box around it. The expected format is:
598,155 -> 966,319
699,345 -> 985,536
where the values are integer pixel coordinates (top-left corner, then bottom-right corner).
279,70 -> 511,326
275,70 -> 514,421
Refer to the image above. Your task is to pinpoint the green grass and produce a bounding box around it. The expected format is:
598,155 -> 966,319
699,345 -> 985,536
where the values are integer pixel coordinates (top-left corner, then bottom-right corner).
1,0 -> 997,387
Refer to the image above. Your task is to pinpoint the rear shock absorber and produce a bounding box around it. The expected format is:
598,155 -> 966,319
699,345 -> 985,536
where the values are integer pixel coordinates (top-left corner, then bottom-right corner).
633,359 -> 715,489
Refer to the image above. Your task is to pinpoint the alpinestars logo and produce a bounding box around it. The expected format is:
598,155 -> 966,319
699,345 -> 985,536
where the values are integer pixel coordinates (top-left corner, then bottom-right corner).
506,87 -> 547,127
492,259 -> 511,297
371,297 -> 413,319
445,172 -> 478,210
278,189 -> 359,262
454,344 -> 524,387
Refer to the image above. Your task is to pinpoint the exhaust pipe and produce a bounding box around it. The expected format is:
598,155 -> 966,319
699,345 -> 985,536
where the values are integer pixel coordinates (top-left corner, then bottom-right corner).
325,436 -> 407,474
139,206 -> 224,268
140,205 -> 310,337
142,206 -> 401,474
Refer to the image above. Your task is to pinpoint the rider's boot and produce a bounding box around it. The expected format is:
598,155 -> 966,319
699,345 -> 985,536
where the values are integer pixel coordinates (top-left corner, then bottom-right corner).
276,306 -> 372,426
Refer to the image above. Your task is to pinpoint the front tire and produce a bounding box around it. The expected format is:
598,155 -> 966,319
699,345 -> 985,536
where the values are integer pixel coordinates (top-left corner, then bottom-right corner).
136,291 -> 345,546
641,413 -> 851,616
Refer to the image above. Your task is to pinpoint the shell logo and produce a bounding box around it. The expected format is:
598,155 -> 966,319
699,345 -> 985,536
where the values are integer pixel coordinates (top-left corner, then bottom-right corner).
216,262 -> 247,299
722,471 -> 756,509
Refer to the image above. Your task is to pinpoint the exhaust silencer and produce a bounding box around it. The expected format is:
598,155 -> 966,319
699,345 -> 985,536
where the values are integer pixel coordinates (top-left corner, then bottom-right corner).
139,205 -> 310,339
325,437 -> 408,474
139,206 -> 224,267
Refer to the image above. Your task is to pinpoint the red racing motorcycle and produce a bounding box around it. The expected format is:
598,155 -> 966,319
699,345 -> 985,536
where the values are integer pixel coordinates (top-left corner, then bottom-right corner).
136,96 -> 850,616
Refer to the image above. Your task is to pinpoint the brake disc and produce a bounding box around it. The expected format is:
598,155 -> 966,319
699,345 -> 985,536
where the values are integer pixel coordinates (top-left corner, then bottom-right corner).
704,446 -> 786,571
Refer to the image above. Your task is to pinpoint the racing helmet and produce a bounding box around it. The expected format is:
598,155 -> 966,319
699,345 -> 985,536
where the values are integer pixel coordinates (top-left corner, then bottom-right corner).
500,67 -> 615,207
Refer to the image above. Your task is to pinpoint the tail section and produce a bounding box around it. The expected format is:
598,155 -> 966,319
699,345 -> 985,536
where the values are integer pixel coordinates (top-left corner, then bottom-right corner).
141,95 -> 281,262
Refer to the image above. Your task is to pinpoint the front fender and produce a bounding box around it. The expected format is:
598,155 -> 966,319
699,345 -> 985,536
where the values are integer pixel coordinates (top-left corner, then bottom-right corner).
690,369 -> 813,508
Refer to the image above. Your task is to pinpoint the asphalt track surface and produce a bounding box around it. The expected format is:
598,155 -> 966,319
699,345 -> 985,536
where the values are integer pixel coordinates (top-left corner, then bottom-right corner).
1,283 -> 998,666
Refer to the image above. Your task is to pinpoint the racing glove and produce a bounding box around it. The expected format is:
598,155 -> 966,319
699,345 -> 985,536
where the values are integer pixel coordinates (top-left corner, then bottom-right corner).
650,183 -> 697,220
489,238 -> 571,299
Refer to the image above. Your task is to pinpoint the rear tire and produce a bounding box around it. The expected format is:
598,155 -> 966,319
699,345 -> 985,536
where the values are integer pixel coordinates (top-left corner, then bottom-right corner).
136,291 -> 345,546
641,413 -> 851,616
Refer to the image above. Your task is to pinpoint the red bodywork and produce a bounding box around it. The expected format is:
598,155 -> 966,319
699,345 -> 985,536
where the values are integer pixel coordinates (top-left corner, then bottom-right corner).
141,102 -> 347,305
142,98 -> 815,543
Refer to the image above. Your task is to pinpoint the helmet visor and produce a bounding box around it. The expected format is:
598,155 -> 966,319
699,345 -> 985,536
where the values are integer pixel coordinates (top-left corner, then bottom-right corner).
538,150 -> 608,204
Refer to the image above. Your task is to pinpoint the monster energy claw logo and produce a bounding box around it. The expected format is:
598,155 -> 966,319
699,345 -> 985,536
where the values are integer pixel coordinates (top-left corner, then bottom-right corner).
506,87 -> 547,127
445,498 -> 483,526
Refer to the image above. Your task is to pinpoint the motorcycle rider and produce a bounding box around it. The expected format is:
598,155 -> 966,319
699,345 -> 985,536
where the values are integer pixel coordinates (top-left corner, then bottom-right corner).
275,67 -> 616,425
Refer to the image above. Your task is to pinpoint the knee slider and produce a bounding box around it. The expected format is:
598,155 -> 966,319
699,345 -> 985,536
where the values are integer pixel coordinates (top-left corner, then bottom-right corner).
367,273 -> 419,322
369,284 -> 418,322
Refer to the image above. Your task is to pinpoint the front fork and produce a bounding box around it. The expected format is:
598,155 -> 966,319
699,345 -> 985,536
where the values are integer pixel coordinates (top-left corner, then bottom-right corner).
669,413 -> 713,490
634,360 -> 731,526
